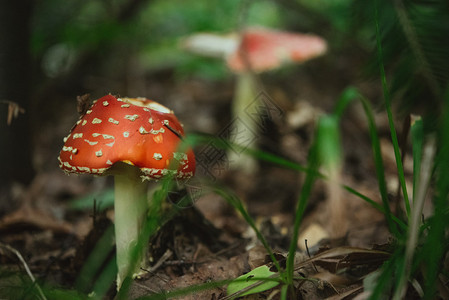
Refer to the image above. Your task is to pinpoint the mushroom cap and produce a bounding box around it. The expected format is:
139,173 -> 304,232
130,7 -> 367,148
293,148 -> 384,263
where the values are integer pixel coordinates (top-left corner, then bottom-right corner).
58,95 -> 195,181
226,27 -> 327,73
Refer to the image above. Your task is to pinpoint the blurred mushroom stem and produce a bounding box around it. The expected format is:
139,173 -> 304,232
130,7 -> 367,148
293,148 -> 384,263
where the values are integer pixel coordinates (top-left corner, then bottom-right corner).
327,166 -> 347,238
112,162 -> 148,288
229,72 -> 259,173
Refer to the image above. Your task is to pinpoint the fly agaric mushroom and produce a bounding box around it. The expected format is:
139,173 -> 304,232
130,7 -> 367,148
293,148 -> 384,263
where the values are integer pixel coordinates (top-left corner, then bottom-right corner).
183,27 -> 327,172
58,95 -> 195,288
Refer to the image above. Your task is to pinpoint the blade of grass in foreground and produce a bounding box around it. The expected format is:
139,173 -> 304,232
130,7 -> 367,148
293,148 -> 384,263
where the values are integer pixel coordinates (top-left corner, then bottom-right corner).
394,134 -> 436,299
75,225 -> 115,294
375,4 -> 410,218
333,86 -> 400,236
211,187 -> 283,280
285,135 -> 320,290
421,90 -> 449,299
411,116 -> 424,202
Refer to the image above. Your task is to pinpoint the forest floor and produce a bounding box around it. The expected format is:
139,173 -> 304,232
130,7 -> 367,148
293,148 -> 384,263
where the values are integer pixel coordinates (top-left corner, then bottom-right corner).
0,60 -> 416,299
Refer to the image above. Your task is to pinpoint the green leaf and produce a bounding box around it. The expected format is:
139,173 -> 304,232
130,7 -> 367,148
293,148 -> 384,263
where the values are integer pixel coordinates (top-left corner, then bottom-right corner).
227,265 -> 280,298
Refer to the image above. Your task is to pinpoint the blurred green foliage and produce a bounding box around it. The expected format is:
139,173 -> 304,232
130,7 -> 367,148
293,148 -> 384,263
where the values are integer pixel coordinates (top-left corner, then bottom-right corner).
352,0 -> 449,130
32,0 -> 285,81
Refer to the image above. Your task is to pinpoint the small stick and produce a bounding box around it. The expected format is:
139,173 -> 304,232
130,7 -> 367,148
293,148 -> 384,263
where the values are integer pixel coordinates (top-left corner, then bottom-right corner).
143,249 -> 173,273
305,239 -> 319,273
164,123 -> 184,140
0,100 -> 25,125
0,242 -> 47,300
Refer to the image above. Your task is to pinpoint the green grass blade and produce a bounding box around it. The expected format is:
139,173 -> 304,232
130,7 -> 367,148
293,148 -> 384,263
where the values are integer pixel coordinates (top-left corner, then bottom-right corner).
368,251 -> 399,299
286,136 -> 320,285
211,187 -> 283,279
394,135 -> 437,299
75,224 -> 115,293
422,89 -> 449,298
375,3 -> 410,217
332,87 -> 400,236
411,116 -> 424,201
359,94 -> 399,236
333,86 -> 361,121
92,257 -> 117,298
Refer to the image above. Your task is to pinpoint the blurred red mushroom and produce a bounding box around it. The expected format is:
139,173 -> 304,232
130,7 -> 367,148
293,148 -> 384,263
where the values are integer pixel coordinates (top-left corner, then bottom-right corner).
183,27 -> 327,172
58,95 -> 195,288
227,27 -> 327,72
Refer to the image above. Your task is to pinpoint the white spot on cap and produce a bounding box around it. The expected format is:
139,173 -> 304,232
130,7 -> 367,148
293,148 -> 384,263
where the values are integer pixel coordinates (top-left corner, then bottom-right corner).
72,148 -> 78,154
140,175 -> 152,182
84,139 -> 98,145
149,118 -> 154,124
173,152 -> 187,162
125,114 -> 139,121
92,133 -> 101,137
73,133 -> 83,139
103,101 -> 109,106
92,118 -> 102,124
63,135 -> 69,143
153,153 -> 163,160
123,131 -> 130,138
150,128 -> 165,134
78,166 -> 91,172
106,160 -> 113,165
148,102 -> 171,114
86,110 -> 92,114
82,120 -> 87,126
139,126 -> 149,134
95,150 -> 103,157
121,104 -> 130,108
108,118 -> 119,125
163,120 -> 169,125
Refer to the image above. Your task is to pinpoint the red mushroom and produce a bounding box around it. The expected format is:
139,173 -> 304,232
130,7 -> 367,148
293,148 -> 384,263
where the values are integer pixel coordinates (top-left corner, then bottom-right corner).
183,27 -> 327,172
58,95 -> 195,288
227,27 -> 327,72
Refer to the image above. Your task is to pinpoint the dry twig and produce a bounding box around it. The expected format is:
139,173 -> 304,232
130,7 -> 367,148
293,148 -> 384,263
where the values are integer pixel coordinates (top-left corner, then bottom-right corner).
1,100 -> 25,125
0,242 -> 47,300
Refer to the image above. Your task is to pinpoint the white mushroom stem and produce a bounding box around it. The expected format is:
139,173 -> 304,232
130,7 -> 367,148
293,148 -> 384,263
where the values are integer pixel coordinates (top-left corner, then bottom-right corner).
113,163 -> 148,289
229,72 -> 259,173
